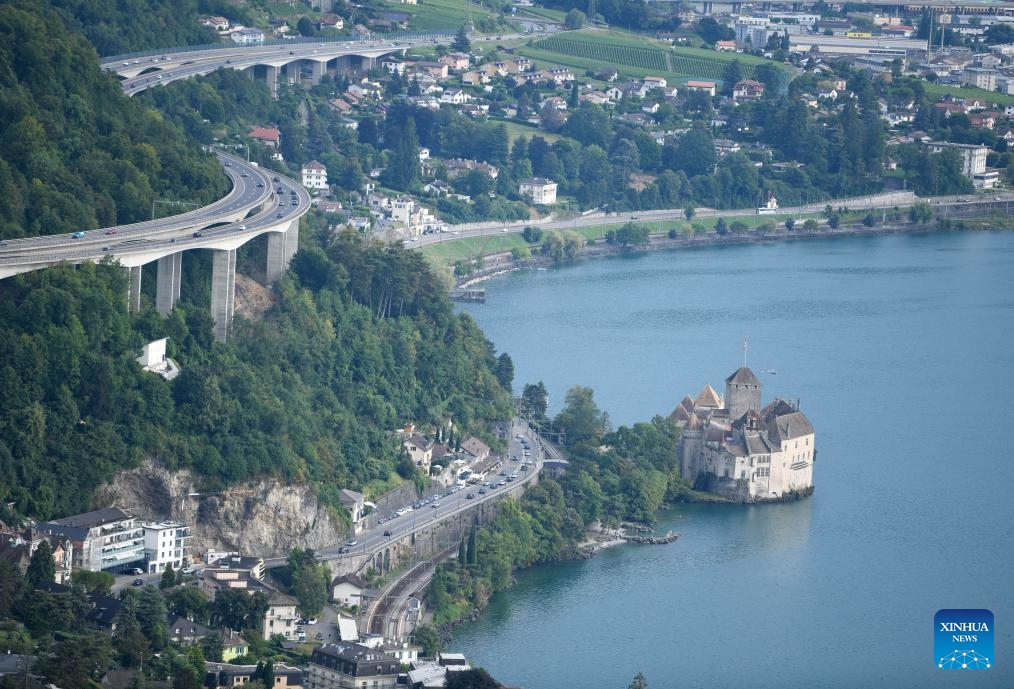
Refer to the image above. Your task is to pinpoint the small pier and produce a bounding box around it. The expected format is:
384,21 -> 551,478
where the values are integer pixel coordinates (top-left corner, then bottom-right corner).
622,529 -> 680,545
450,288 -> 486,303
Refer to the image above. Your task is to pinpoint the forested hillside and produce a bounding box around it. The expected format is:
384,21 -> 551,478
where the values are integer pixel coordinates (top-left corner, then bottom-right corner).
48,0 -> 220,56
0,229 -> 512,520
0,1 -> 227,239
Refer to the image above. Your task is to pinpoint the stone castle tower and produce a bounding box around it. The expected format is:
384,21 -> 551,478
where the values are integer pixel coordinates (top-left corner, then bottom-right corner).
725,366 -> 761,420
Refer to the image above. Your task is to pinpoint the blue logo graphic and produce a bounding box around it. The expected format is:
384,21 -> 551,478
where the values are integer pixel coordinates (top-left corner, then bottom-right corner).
935,609 -> 993,670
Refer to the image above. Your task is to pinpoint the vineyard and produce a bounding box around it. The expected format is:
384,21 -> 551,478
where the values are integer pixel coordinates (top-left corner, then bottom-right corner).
531,35 -> 758,82
533,36 -> 669,72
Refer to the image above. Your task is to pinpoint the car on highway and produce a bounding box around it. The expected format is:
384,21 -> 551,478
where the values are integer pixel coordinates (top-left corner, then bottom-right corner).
193,231 -> 203,238
72,231 -> 85,239
104,230 -> 117,235
256,182 -> 264,187
238,224 -> 246,230
466,493 -> 475,499
132,578 -> 145,587
383,529 -> 392,537
345,539 -> 357,547
276,212 -> 284,218
478,487 -> 487,494
431,501 -> 440,508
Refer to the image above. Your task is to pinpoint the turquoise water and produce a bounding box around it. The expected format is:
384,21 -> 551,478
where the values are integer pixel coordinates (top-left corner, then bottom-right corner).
454,232 -> 1014,688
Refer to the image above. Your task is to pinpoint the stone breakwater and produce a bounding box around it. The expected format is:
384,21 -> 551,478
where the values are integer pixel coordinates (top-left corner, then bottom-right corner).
622,530 -> 680,545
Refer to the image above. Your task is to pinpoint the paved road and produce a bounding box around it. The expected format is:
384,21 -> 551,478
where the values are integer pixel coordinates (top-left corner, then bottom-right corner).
409,191 -> 1014,248
264,421 -> 544,570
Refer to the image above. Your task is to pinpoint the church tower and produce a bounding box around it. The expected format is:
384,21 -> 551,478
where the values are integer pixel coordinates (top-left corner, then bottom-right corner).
725,366 -> 761,421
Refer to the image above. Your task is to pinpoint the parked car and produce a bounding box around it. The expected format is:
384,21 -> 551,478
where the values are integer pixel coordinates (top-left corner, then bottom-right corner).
132,578 -> 144,587
131,568 -> 144,575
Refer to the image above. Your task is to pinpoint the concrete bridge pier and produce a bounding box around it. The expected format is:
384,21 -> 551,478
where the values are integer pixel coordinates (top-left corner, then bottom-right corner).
211,248 -> 236,342
310,60 -> 326,85
155,252 -> 182,315
266,220 -> 300,285
265,65 -> 280,97
126,265 -> 142,313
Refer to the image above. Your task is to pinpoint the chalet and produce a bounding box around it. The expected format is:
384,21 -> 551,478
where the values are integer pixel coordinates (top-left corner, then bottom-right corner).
403,434 -> 433,466
642,76 -> 668,90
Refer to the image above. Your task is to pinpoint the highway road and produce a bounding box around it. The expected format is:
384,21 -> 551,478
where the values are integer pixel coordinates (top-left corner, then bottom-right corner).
104,33 -> 453,95
263,421 -> 545,570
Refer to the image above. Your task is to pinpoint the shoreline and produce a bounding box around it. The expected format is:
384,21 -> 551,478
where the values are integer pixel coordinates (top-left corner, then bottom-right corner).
453,219 -> 1014,289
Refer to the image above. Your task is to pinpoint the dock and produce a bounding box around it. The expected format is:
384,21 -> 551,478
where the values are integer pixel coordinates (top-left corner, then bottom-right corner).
450,288 -> 486,303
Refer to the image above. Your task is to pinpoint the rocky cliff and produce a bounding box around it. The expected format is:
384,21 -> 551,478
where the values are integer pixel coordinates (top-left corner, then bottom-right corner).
93,461 -> 345,558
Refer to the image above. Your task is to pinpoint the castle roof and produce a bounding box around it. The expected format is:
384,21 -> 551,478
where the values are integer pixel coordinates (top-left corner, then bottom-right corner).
695,384 -> 723,408
669,404 -> 692,423
725,367 -> 760,387
685,413 -> 702,431
767,411 -> 815,444
681,394 -> 695,411
761,398 -> 795,420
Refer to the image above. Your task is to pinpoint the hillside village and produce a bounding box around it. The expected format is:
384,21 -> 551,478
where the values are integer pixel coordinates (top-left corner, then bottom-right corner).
188,4 -> 1014,243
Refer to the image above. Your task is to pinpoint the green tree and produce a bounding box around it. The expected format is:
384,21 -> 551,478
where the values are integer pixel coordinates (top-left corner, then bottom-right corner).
297,17 -> 315,36
38,633 -> 112,689
554,386 -> 608,447
113,600 -> 148,668
452,26 -> 471,52
413,625 -> 443,656
628,672 -> 648,689
25,540 -> 55,587
564,8 -> 586,29
71,569 -> 114,595
160,564 -> 177,589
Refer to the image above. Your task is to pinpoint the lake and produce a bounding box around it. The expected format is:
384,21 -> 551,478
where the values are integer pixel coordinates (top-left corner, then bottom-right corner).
454,231 -> 1014,689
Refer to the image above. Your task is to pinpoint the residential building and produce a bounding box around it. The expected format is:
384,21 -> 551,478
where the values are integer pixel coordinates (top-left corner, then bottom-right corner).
519,177 -> 558,205
439,53 -> 471,71
962,67 -> 997,91
331,574 -> 369,607
675,366 -> 816,502
141,520 -> 191,574
403,434 -> 433,467
307,643 -> 400,689
715,39 -> 738,51
318,14 -> 344,30
37,507 -> 144,573
642,76 -> 668,90
206,662 -> 303,689
302,160 -> 329,190
926,142 -> 989,177
249,126 -> 281,147
686,80 -> 717,96
339,489 -> 366,533
263,592 -> 300,641
230,28 -> 265,45
732,79 -> 765,101
168,616 -> 213,644
202,17 -> 230,31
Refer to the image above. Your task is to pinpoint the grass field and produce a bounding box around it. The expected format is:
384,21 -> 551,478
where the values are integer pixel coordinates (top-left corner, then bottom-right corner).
494,119 -> 563,145
921,80 -> 1014,106
408,0 -> 498,31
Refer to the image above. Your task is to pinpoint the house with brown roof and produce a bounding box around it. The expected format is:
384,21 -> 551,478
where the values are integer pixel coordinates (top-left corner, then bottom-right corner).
249,126 -> 281,147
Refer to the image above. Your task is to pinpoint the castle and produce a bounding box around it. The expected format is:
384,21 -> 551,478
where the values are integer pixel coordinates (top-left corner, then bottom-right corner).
672,366 -> 815,502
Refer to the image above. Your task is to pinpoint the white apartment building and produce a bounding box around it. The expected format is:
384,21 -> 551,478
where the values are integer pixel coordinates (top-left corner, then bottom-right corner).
142,520 -> 192,574
301,160 -> 328,190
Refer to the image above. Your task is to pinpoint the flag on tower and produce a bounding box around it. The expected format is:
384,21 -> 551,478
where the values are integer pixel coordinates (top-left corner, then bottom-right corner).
743,338 -> 748,366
